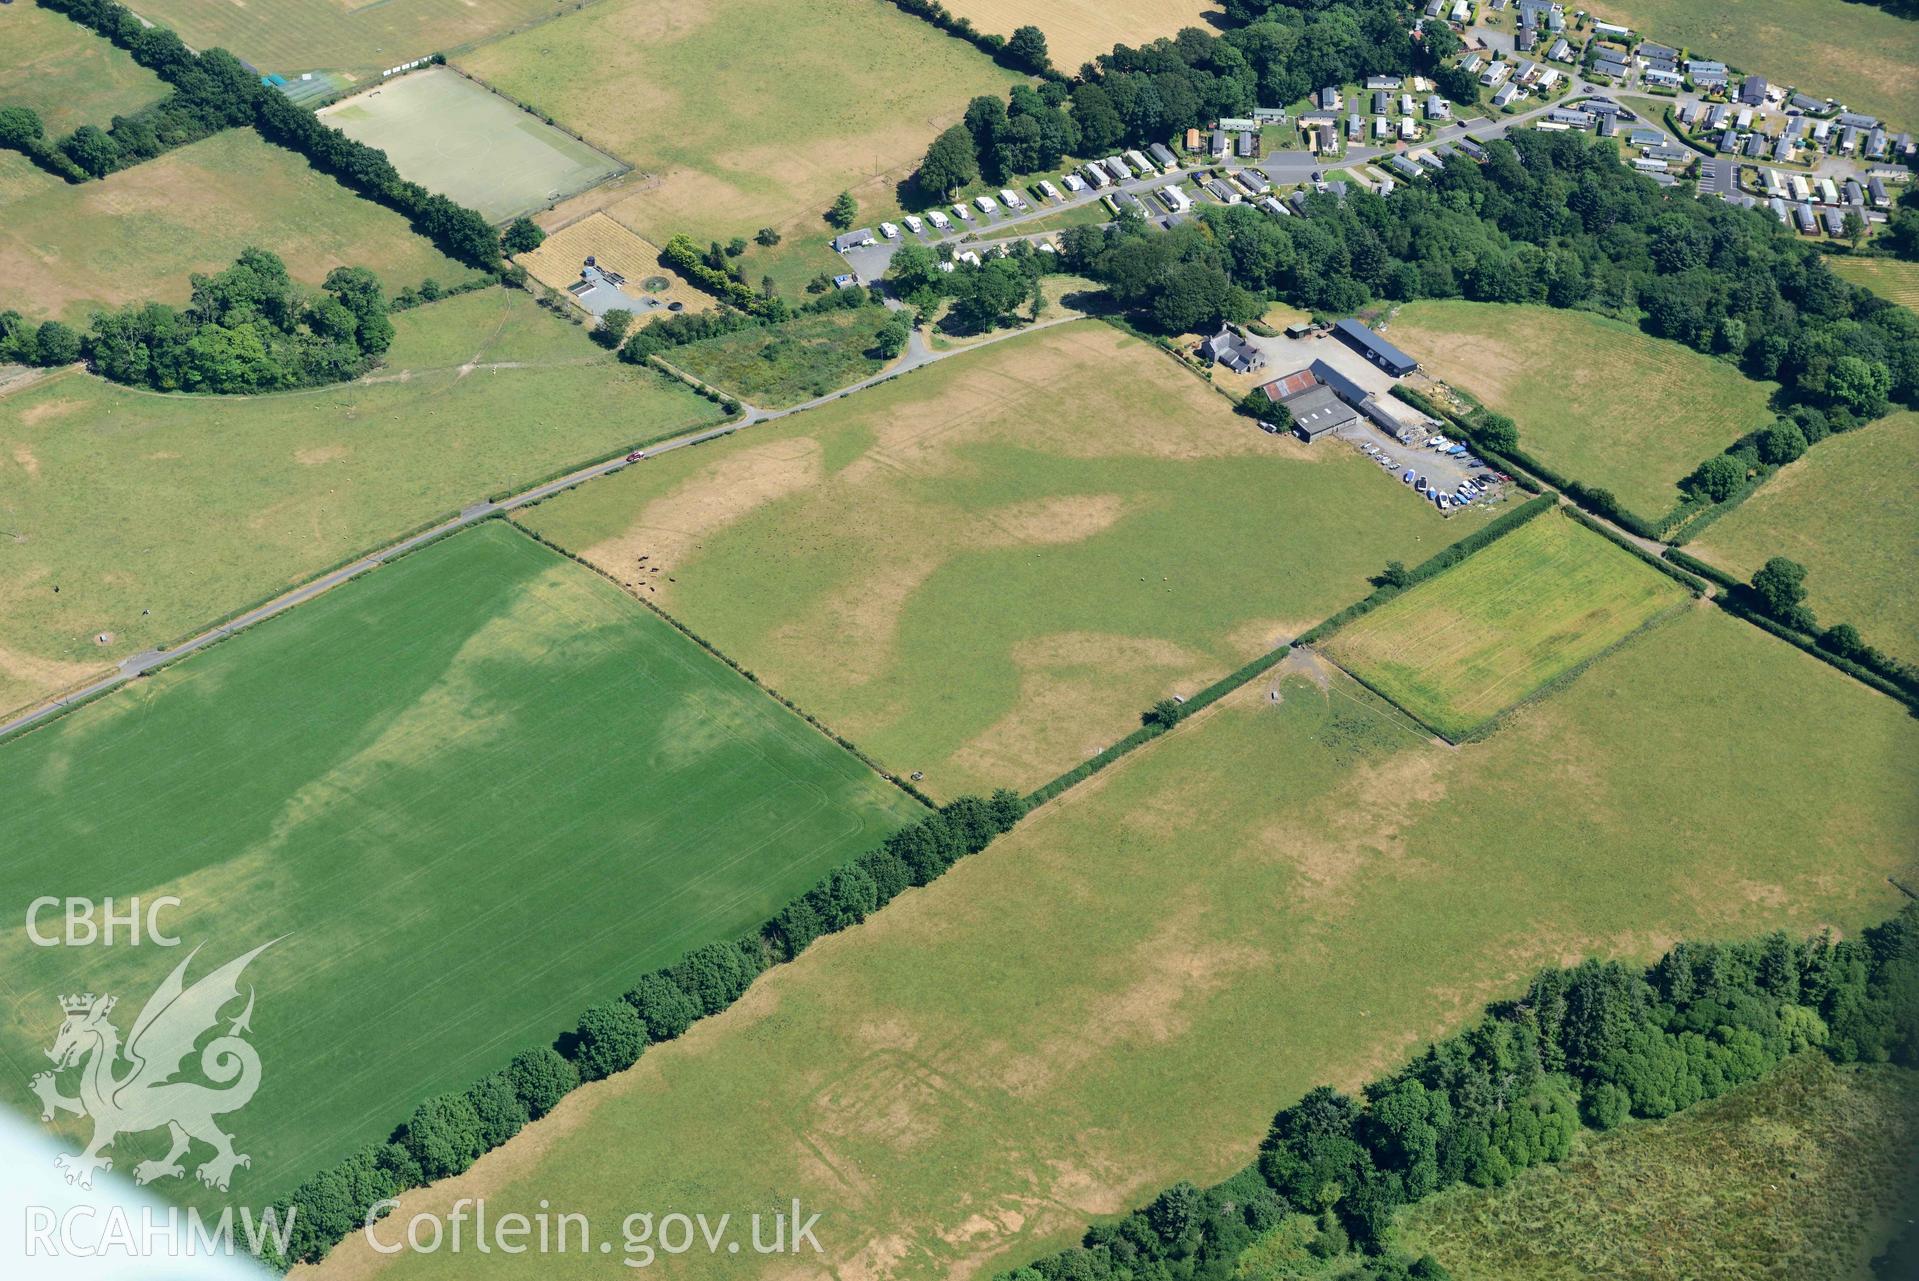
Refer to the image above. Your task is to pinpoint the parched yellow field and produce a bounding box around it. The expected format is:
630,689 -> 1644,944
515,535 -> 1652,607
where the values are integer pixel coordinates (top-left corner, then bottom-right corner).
517,211 -> 708,314
0,133 -> 480,325
1388,301 -> 1777,522
315,608 -> 1919,1281
938,0 -> 1222,71
1325,511 -> 1689,738
0,2 -> 166,135
458,0 -> 1019,252
1587,0 -> 1919,130
107,0 -> 571,78
1831,255 -> 1919,311
1690,413 -> 1919,660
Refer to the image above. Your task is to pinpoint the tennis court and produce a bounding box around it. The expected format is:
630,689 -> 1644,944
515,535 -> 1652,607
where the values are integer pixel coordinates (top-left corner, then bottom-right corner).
318,67 -> 624,222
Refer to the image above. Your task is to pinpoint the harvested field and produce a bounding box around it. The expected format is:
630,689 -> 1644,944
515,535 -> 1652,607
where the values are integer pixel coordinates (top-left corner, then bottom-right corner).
0,133 -> 482,325
318,68 -> 624,223
1325,510 -> 1689,739
516,211 -> 708,314
1689,412 -> 1919,660
457,0 -> 1020,252
313,607 -> 1919,1281
0,521 -> 923,1210
936,0 -> 1222,72
0,3 -> 166,135
0,289 -> 721,716
1387,301 -> 1777,523
522,320 -> 1481,798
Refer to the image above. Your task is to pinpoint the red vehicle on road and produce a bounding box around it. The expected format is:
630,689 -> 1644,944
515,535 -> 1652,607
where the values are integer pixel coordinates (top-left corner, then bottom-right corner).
624,450 -> 647,463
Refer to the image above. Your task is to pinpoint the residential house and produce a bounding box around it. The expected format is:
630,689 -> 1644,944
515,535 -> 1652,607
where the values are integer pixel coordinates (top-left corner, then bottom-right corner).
1201,324 -> 1265,375
1425,94 -> 1452,120
1491,82 -> 1521,108
1739,76 -> 1767,106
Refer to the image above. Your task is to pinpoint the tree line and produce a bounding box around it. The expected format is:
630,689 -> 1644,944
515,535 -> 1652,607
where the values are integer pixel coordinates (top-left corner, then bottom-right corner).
2,248 -> 394,393
887,237 -> 1061,335
998,906 -> 1919,1281
28,0 -> 504,271
268,789 -> 1027,1268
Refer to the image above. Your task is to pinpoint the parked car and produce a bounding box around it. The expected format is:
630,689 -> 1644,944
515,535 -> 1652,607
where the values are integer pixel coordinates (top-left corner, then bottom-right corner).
1415,475 -> 1429,493
1402,469 -> 1415,484
1437,494 -> 1451,510
624,450 -> 647,462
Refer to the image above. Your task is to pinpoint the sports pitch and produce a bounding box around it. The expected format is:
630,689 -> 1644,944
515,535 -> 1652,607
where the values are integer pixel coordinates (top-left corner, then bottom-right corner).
0,520 -> 923,1207
318,68 -> 624,223
1324,510 -> 1690,739
323,608 -> 1919,1281
522,320 -> 1480,798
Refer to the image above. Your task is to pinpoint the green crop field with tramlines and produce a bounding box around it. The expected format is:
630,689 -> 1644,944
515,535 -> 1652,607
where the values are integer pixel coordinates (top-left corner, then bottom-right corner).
1324,510 -> 1689,738
0,521 -> 923,1209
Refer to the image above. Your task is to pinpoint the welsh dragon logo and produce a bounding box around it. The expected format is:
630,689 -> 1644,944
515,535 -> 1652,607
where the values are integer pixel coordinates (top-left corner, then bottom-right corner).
30,941 -> 275,1193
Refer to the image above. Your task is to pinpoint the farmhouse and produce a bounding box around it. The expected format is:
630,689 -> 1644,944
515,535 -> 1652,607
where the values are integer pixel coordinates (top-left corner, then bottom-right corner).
1201,325 -> 1265,375
1333,318 -> 1418,376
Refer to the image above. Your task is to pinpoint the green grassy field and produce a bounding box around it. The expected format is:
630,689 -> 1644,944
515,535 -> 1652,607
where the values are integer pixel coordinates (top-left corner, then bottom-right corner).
107,0 -> 570,79
1386,301 -> 1778,522
0,520 -> 923,1208
1689,412 -> 1919,660
458,0 -> 1019,262
0,3 -> 166,135
318,68 -> 624,223
1397,1056 -> 1919,1280
661,306 -> 900,408
323,606 -> 1918,1281
521,320 -> 1480,798
1586,0 -> 1919,129
1831,255 -> 1919,311
0,288 -> 720,717
1325,511 -> 1689,738
0,132 -> 484,325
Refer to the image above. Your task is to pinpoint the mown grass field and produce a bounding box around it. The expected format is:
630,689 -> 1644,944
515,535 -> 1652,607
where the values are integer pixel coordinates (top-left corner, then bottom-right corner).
0,520 -> 923,1208
0,288 -> 720,717
110,0 -> 569,78
319,607 -> 1918,1281
318,69 -> 623,223
661,306 -> 900,408
1586,0 -> 1919,130
458,0 -> 1020,267
935,0 -> 1220,73
1387,301 -> 1777,523
522,320 -> 1479,798
1325,511 -> 1689,738
1831,255 -> 1919,311
0,3 -> 166,135
1397,1056 -> 1919,1280
0,132 -> 483,325
1689,412 -> 1919,660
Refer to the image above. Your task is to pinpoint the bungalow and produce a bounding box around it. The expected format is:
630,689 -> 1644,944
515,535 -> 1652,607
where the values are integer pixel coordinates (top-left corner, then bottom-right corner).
1348,114 -> 1365,141
1257,195 -> 1289,217
1286,190 -> 1312,216
1201,324 -> 1265,375
1819,176 -> 1839,203
1386,153 -> 1424,179
1644,144 -> 1688,162
1591,54 -> 1629,80
1844,178 -> 1863,205
1742,132 -> 1767,158
1638,41 -> 1678,63
1739,76 -> 1767,106
830,229 -> 876,252
1685,59 -> 1726,79
1516,25 -> 1537,52
1374,116 -> 1393,140
1536,68 -> 1562,90
1868,176 -> 1889,207
1837,111 -> 1878,129
1632,157 -> 1669,172
1821,207 -> 1845,236
1491,82 -> 1521,108
1237,129 -> 1260,157
1790,92 -> 1827,113
1423,0 -> 1443,15
1866,127 -> 1889,158
1184,126 -> 1204,152
1254,106 -> 1288,123
1125,148 -> 1154,174
1704,103 -> 1729,130
1772,133 -> 1794,163
1449,0 -> 1470,22
1628,126 -> 1664,146
1234,168 -> 1268,195
1373,90 -> 1391,114
1591,20 -> 1630,37
1794,202 -> 1816,233
1596,114 -> 1616,138
1717,127 -> 1738,152
1841,125 -> 1862,154
1102,156 -> 1132,181
1399,116 -> 1419,140
1203,178 -> 1241,204
1643,67 -> 1682,89
1148,142 -> 1178,170
1210,129 -> 1228,159
1767,196 -> 1789,224
1457,136 -> 1488,160
1426,94 -> 1452,120
1462,52 -> 1485,74
1333,318 -> 1418,376
1642,55 -> 1679,78
1318,86 -> 1342,110
1417,149 -> 1446,170
1547,38 -> 1572,62
1158,183 -> 1192,212
1219,117 -> 1259,132
1400,92 -> 1417,115
1367,74 -> 1403,90
1548,107 -> 1593,128
1480,62 -> 1511,87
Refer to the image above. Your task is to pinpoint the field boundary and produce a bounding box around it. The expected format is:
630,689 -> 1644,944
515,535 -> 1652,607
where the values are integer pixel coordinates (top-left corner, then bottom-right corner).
508,518 -> 936,809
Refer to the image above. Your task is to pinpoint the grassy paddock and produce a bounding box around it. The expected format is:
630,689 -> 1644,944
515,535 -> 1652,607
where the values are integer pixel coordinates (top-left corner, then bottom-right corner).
934,0 -> 1219,71
110,0 -> 570,79
1397,1056 -> 1919,1279
1585,0 -> 1919,129
1386,301 -> 1777,522
1688,412 -> 1919,660
0,3 -> 166,135
0,289 -> 720,716
662,306 -> 900,408
317,68 -> 624,223
457,0 -> 1020,255
0,521 -> 921,1209
1325,511 -> 1691,739
1830,255 -> 1919,311
316,606 -> 1918,1281
0,132 -> 483,325
521,320 -> 1478,798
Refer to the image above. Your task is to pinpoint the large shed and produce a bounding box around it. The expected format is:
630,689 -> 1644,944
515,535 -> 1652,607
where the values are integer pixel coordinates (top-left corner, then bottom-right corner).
1332,319 -> 1417,376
